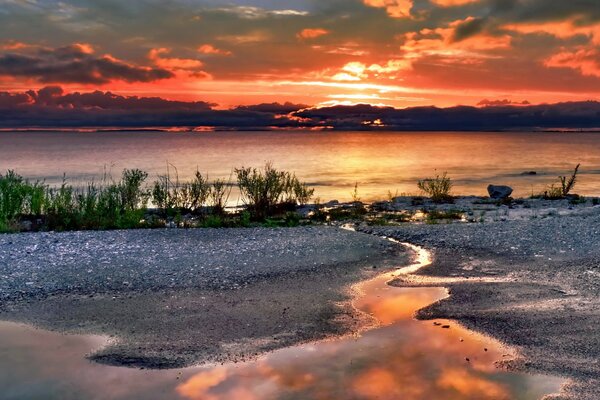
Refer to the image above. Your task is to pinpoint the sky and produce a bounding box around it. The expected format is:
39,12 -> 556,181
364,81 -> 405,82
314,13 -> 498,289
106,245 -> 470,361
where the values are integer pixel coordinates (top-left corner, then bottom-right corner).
1,0 -> 600,129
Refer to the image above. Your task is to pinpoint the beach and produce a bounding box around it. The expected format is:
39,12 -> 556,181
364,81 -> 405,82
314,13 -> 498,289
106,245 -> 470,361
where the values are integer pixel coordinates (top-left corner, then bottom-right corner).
0,207 -> 599,398
0,227 -> 406,368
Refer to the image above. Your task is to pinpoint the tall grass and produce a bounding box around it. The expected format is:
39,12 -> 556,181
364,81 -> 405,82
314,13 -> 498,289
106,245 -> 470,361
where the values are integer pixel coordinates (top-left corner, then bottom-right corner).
417,172 -> 454,203
0,163 -> 315,232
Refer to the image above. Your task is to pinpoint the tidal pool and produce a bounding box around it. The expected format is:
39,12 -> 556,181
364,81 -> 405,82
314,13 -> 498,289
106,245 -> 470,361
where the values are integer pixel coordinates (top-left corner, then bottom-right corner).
0,245 -> 564,400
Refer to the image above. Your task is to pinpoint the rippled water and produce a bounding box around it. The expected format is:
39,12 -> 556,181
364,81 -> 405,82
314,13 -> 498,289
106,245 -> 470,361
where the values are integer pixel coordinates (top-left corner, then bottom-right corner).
1,130 -> 599,201
0,245 -> 563,400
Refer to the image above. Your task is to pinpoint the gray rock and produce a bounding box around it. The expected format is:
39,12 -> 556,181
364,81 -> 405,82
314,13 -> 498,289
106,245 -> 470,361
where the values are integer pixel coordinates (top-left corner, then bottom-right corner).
487,185 -> 513,199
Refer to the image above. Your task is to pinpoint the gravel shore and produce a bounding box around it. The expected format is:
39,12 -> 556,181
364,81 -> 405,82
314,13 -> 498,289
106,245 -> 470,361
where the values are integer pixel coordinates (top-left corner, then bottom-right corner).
0,227 -> 406,368
1,209 -> 599,400
358,207 -> 600,400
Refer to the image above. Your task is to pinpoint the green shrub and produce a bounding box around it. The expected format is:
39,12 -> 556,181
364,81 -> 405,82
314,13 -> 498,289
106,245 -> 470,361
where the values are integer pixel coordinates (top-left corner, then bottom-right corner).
203,214 -> 223,228
417,172 -> 453,203
0,170 -> 30,225
120,169 -> 149,211
151,166 -> 209,212
235,162 -> 313,220
209,178 -> 231,215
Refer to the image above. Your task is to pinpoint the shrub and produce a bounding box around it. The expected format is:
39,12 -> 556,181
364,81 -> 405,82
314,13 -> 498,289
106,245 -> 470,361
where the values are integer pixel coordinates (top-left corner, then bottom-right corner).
209,178 -> 231,215
235,163 -> 313,220
0,171 -> 34,224
120,169 -> 149,211
152,167 -> 211,213
188,171 -> 211,210
417,172 -> 453,203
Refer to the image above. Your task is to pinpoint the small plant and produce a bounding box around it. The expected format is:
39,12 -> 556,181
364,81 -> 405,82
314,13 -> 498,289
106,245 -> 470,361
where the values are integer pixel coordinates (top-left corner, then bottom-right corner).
425,209 -> 463,222
350,182 -> 361,203
417,172 -> 453,203
544,164 -> 580,200
210,177 -> 232,215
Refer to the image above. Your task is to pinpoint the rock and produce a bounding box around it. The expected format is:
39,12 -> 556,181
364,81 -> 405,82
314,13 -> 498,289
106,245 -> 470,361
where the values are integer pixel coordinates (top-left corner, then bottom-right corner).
487,185 -> 513,199
19,220 -> 33,232
521,171 -> 537,175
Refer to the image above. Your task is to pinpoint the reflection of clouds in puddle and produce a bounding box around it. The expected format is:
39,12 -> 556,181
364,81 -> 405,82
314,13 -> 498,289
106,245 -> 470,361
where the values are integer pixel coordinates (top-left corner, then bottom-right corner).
175,244 -> 561,400
0,243 -> 563,400
176,312 -> 526,400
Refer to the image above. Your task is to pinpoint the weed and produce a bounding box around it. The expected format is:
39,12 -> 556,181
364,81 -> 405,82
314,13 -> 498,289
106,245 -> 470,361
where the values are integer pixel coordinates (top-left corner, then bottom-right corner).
417,172 -> 453,203
544,164 -> 580,200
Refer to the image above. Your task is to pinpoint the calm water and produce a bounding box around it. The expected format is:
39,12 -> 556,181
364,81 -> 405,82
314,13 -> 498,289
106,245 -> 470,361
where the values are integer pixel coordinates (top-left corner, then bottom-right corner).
1,130 -> 600,201
0,245 -> 563,400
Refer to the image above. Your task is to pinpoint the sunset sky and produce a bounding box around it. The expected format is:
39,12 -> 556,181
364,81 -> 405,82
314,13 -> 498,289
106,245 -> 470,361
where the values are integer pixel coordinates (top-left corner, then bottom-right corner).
2,0 -> 600,107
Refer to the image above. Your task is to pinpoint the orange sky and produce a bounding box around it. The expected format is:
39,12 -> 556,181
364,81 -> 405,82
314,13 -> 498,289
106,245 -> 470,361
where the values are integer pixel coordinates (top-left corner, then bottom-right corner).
1,0 -> 600,109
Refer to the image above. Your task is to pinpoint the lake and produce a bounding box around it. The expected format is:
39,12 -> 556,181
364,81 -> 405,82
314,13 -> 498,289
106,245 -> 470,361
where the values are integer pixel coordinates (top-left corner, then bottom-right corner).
1,130 -> 599,201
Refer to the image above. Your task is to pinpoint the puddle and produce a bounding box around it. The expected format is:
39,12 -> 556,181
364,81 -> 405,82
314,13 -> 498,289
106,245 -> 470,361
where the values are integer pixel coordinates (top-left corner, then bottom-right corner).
0,244 -> 564,400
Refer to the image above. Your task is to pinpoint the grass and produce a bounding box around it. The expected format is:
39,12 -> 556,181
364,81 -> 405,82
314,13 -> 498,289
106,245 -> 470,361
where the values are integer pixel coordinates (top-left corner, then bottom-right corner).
417,172 -> 454,203
0,164 -> 315,233
424,209 -> 463,223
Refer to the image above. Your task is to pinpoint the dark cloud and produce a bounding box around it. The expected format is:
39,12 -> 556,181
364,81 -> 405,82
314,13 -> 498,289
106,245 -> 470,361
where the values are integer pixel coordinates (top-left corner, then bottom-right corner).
293,102 -> 600,130
477,99 -> 531,106
452,17 -> 486,41
2,87 -> 600,131
22,86 -> 215,111
0,45 -> 173,84
234,102 -> 308,114
0,87 -> 292,129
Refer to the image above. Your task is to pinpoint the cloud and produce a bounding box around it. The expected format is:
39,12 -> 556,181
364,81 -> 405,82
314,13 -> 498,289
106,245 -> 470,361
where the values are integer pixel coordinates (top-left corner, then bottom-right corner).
234,102 -> 308,114
0,87 -> 296,129
197,44 -> 232,56
545,47 -> 600,78
2,0 -> 600,105
293,101 -> 600,130
0,44 -> 173,84
477,99 -> 531,107
297,28 -> 330,40
430,0 -> 480,6
148,48 -> 211,78
2,87 -> 600,131
362,0 -> 413,18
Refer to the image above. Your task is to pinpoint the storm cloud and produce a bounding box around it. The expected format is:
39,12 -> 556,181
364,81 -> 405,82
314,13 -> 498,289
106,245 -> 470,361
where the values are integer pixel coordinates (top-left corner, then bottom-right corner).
0,44 -> 173,84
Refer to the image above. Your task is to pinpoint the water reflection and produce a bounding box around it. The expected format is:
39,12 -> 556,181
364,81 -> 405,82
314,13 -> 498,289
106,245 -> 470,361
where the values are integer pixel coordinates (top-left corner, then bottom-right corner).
1,130 -> 600,200
0,245 -> 563,400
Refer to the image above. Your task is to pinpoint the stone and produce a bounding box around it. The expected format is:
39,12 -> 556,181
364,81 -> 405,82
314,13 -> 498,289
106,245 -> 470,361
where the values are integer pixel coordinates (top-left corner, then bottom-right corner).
487,185 -> 513,199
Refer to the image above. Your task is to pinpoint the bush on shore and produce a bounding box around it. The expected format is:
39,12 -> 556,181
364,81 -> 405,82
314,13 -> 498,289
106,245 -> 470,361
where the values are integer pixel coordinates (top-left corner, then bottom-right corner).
417,172 -> 454,203
0,164 -> 313,232
235,162 -> 314,220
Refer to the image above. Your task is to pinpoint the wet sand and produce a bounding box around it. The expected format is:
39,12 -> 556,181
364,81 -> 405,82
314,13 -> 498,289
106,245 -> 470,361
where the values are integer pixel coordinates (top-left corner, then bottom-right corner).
359,207 -> 600,400
0,244 -> 562,400
0,227 -> 406,368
